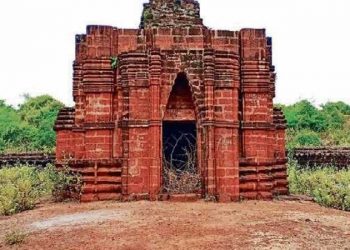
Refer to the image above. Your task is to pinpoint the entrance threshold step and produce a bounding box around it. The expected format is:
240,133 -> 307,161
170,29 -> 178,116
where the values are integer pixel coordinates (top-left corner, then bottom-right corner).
159,193 -> 201,202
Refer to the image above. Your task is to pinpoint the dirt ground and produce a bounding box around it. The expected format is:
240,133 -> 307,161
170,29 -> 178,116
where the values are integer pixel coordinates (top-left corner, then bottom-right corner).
0,199 -> 349,250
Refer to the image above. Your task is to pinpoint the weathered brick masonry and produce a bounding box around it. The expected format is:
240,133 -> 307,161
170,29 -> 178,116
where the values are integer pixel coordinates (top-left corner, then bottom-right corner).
55,0 -> 288,202
0,153 -> 55,169
293,147 -> 350,169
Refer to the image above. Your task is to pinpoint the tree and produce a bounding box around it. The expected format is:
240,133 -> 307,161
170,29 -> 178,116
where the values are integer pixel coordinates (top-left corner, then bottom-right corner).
281,100 -> 350,149
0,95 -> 64,153
18,95 -> 64,151
0,100 -> 34,152
18,95 -> 64,127
282,100 -> 327,132
321,101 -> 350,115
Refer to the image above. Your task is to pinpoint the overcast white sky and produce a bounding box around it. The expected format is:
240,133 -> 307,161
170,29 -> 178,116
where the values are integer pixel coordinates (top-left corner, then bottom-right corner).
0,0 -> 349,107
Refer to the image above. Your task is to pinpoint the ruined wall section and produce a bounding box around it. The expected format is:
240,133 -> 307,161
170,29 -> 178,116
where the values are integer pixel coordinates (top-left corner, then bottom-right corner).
80,26 -> 114,162
293,148 -> 350,169
239,29 -> 287,199
55,26 -> 142,201
141,0 -> 203,29
160,50 -> 204,118
272,108 -> 288,195
114,26 -> 244,200
59,26 -> 142,162
117,52 -> 152,196
212,49 -> 241,201
55,107 -> 75,161
197,30 -> 241,201
55,17 -> 287,201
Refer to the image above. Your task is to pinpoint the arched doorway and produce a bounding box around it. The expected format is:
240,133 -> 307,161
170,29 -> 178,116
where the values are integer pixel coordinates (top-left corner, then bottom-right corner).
162,73 -> 200,194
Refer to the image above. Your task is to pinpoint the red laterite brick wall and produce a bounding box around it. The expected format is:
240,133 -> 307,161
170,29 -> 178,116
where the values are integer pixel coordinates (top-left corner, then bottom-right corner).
55,0 -> 288,202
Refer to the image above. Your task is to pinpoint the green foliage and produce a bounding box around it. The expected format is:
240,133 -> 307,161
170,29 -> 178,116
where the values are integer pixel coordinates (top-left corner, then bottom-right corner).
280,100 -> 350,149
287,129 -> 322,149
0,94 -> 348,153
0,101 -> 29,152
288,161 -> 350,211
143,8 -> 153,23
50,166 -> 82,202
110,56 -> 119,70
282,100 -> 327,132
0,166 -> 48,215
321,101 -> 350,116
19,95 -> 64,150
18,95 -> 63,126
0,164 -> 81,216
0,95 -> 64,153
321,128 -> 350,146
4,230 -> 26,246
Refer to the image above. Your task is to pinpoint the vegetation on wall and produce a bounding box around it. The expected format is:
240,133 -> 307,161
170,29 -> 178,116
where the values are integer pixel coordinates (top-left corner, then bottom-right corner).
142,8 -> 154,24
110,56 -> 119,70
0,95 -> 64,153
277,100 -> 350,149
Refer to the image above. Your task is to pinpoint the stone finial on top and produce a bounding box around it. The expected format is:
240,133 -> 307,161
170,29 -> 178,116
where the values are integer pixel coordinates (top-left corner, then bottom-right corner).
140,0 -> 203,29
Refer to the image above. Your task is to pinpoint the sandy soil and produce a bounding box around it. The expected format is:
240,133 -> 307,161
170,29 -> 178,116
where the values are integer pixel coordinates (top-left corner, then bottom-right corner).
0,199 -> 349,250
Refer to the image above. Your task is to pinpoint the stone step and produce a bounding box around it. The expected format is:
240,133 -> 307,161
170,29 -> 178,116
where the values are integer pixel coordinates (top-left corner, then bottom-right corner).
240,191 -> 273,200
80,192 -> 122,202
81,176 -> 122,184
82,184 -> 122,193
80,167 -> 122,175
240,173 -> 273,182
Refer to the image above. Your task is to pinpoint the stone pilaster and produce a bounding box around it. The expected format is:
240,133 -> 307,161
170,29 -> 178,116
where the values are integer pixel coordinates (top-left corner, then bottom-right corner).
149,49 -> 162,199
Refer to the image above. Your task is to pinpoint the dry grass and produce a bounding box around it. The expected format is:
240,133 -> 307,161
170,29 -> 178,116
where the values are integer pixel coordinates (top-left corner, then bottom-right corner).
4,230 -> 26,246
163,133 -> 201,194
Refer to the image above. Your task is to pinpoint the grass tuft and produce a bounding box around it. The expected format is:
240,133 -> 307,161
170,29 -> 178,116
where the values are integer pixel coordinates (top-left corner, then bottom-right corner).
4,230 -> 26,246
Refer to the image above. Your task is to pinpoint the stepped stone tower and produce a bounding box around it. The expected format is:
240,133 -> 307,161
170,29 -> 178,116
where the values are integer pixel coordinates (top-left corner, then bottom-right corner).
55,0 -> 288,202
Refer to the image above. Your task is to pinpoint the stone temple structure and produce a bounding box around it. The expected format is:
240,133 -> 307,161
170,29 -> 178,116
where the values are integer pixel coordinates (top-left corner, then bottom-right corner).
55,0 -> 288,202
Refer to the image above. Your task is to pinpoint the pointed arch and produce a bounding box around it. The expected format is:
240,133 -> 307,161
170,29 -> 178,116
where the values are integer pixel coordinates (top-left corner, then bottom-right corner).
163,72 -> 197,121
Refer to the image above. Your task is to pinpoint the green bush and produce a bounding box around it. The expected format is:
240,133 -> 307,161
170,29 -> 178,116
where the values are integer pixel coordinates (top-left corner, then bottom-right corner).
0,165 -> 80,216
288,161 -> 350,211
0,166 -> 44,215
294,130 -> 322,147
321,101 -> 350,116
50,166 -> 82,202
279,100 -> 350,149
282,100 -> 327,132
0,95 -> 64,153
321,128 -> 350,146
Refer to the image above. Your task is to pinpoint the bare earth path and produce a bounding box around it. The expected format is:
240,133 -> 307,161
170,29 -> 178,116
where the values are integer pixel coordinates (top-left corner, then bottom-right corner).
0,200 -> 349,250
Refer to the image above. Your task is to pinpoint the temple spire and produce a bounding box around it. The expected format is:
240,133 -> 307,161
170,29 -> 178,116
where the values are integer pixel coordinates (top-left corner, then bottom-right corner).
140,0 -> 203,29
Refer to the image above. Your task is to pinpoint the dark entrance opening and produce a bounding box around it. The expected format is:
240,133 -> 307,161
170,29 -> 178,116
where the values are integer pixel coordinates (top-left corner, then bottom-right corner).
162,121 -> 199,194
